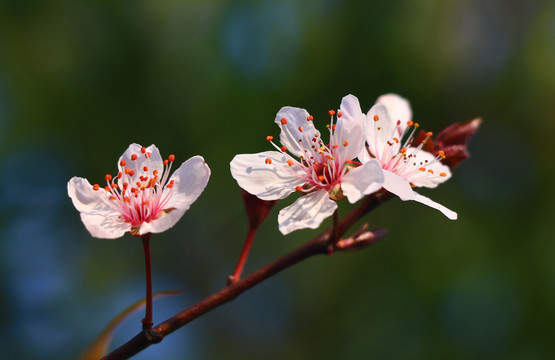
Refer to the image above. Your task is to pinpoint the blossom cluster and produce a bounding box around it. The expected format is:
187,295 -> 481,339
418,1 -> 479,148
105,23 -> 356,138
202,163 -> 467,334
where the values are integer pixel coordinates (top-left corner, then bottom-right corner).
68,94 -> 458,239
231,94 -> 456,235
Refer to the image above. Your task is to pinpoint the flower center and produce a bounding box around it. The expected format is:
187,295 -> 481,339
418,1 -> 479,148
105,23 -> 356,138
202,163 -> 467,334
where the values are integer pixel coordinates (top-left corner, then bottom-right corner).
91,146 -> 176,228
265,110 -> 352,194
370,117 -> 447,182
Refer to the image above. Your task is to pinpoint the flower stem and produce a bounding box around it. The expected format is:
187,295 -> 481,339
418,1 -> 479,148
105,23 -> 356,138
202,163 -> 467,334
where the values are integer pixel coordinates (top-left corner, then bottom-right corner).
229,227 -> 257,283
141,233 -> 153,330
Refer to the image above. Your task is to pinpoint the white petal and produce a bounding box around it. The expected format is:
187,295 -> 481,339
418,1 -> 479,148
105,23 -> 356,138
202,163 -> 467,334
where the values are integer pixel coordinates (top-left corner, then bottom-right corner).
405,150 -> 452,188
341,159 -> 384,203
364,103 -> 393,160
376,93 -> 412,135
230,151 -> 306,201
335,94 -> 366,161
275,106 -> 320,158
118,144 -> 164,188
382,170 -> 415,201
68,177 -> 129,239
68,176 -> 119,215
413,193 -> 458,220
138,207 -> 187,235
79,212 -> 129,239
277,190 -> 337,235
144,156 -> 211,234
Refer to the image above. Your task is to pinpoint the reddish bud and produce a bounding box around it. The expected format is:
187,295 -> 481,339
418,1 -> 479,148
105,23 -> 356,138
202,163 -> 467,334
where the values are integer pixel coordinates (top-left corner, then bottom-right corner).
241,190 -> 278,229
434,118 -> 482,169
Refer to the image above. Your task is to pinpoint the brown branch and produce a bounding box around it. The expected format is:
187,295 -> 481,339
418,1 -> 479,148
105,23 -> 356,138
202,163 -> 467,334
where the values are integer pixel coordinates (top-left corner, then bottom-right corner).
101,191 -> 392,360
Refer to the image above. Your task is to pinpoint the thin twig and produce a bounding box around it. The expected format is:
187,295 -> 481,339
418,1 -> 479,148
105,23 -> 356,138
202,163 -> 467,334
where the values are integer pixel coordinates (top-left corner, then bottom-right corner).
102,191 -> 391,360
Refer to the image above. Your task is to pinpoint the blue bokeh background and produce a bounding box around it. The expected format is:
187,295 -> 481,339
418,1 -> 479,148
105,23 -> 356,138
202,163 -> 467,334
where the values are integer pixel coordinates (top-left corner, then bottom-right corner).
0,0 -> 553,359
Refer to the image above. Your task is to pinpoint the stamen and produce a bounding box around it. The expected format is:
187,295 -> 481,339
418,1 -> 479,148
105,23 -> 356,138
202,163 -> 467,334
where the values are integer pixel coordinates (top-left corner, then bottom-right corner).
266,135 -> 274,141
281,118 -> 288,125
307,115 -> 313,121
281,146 -> 287,152
105,174 -> 112,182
298,126 -> 303,132
373,115 -> 379,121
328,110 -> 336,116
92,184 -> 100,191
337,112 -> 343,118
141,147 -> 146,154
131,154 -> 138,161
287,160 -> 294,166
295,186 -> 303,192
168,155 -> 175,162
343,140 -> 349,146
265,158 -> 272,164
440,172 -> 447,177
120,160 -> 126,166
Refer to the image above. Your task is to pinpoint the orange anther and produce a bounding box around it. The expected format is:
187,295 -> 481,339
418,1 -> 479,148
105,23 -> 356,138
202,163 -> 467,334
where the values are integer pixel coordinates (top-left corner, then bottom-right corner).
163,159 -> 169,165
287,160 -> 294,166
333,144 -> 339,149
407,120 -> 414,127
281,146 -> 287,152
426,132 -> 433,137
318,175 -> 325,182
168,154 -> 175,162
120,160 -> 126,166
377,127 -> 381,131
122,182 -> 129,189
104,186 -> 110,192
440,172 -> 447,177
118,172 -> 123,179
337,112 -> 343,118
328,110 -> 336,116
343,140 -> 349,146
265,158 -> 272,164
373,115 -> 379,121
266,135 -> 274,141
326,124 -> 330,129
332,124 -> 336,131
123,196 -> 130,202
438,150 -> 445,159
111,183 -> 119,189
295,185 -> 303,192
298,126 -> 303,132
400,147 -> 407,153
281,118 -> 288,125
109,196 -> 117,200
131,154 -> 138,161
414,123 -> 419,128
153,170 -> 158,176
428,169 -> 434,174
146,152 -> 151,158
141,146 -> 146,153
393,137 -> 399,143
92,184 -> 100,191
142,201 -> 149,206
105,174 -> 112,182
419,167 -> 426,172
136,182 -> 142,187
143,166 -> 148,171
125,168 -> 131,175
307,115 -> 313,121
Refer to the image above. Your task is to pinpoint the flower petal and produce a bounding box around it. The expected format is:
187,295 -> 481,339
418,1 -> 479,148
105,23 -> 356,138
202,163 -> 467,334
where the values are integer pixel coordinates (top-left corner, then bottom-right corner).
341,159 -> 384,203
364,103 -> 392,160
68,177 -> 129,239
335,94 -> 366,161
403,150 -> 452,188
412,192 -> 458,220
382,170 -> 415,201
118,144 -> 164,188
144,156 -> 211,234
277,190 -> 337,235
230,151 -> 306,200
275,106 -> 320,158
376,93 -> 412,136
79,212 -> 130,239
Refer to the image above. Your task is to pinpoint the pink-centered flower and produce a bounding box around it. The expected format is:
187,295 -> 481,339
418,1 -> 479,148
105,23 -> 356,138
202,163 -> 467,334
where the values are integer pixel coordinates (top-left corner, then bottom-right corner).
68,143 -> 211,238
359,94 -> 457,219
230,95 -> 384,235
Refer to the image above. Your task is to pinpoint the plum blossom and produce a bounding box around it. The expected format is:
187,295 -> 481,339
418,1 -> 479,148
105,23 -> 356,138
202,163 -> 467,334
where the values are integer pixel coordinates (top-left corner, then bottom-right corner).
68,144 -> 211,239
230,95 -> 384,235
359,94 -> 457,219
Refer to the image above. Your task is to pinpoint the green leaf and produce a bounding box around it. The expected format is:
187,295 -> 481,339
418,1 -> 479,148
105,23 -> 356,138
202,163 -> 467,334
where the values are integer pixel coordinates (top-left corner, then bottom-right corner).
79,290 -> 181,360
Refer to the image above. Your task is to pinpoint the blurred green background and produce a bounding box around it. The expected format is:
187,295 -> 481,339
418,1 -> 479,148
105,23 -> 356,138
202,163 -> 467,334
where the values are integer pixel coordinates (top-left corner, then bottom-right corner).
0,0 -> 553,359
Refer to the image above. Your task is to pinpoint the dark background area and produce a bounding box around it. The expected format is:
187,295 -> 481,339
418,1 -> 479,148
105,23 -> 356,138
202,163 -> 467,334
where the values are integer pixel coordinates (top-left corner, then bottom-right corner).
0,0 -> 553,359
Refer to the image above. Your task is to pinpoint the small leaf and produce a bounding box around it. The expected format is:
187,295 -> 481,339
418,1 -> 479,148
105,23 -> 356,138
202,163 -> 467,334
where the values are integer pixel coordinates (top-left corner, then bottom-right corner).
79,290 -> 181,360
